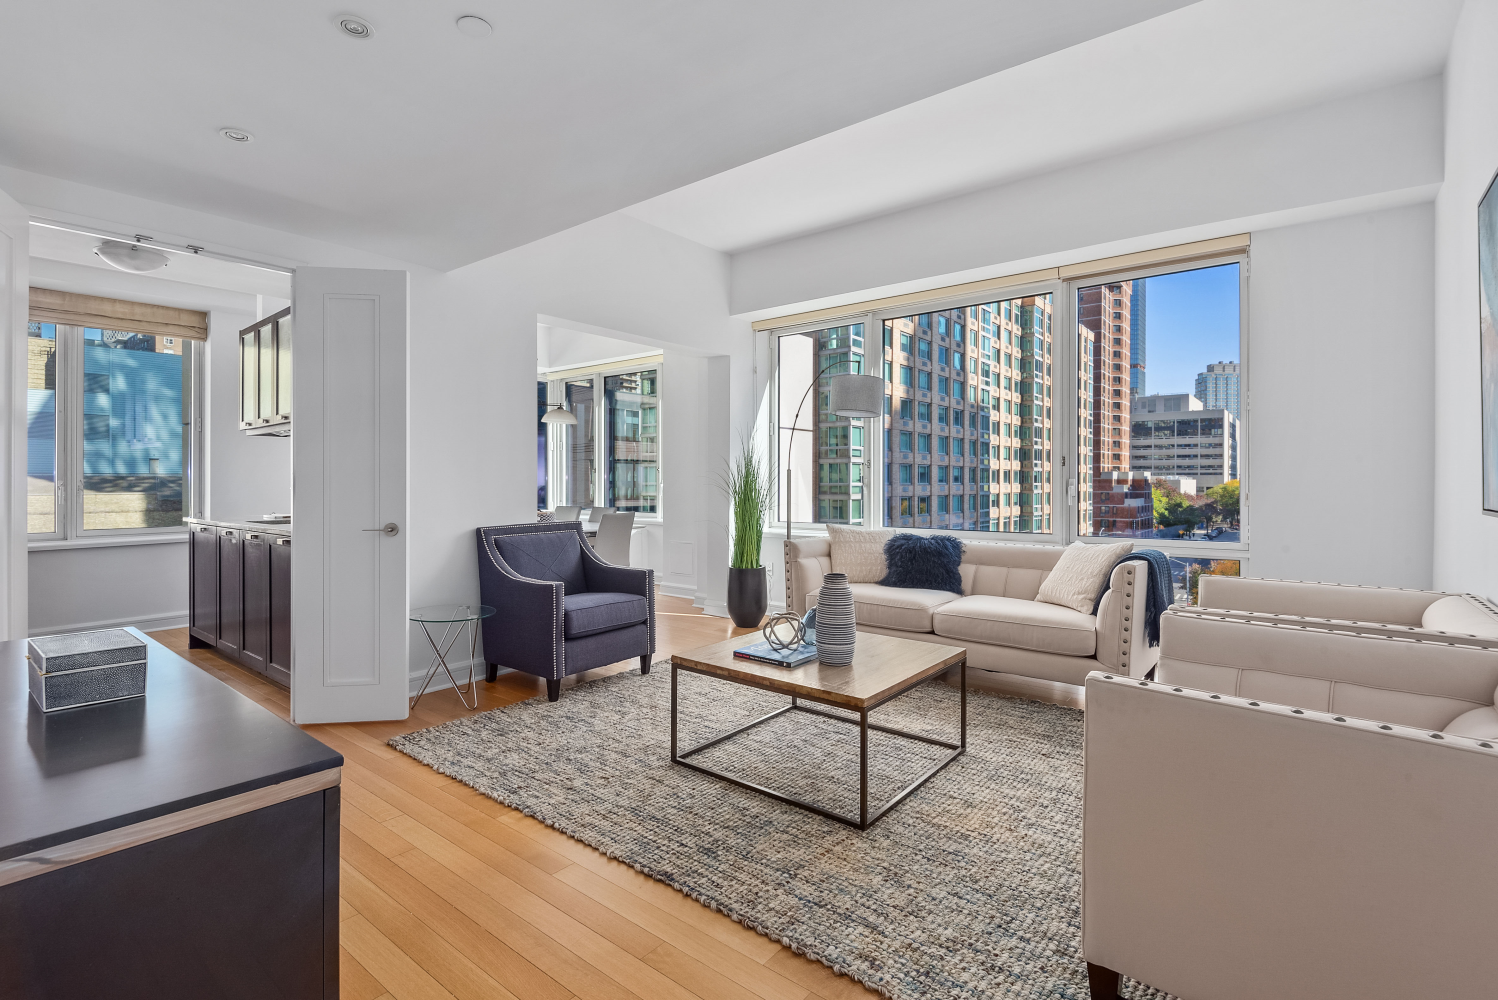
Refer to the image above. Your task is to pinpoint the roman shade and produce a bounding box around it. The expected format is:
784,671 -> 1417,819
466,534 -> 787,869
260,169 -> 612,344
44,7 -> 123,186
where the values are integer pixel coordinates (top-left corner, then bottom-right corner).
29,287 -> 209,341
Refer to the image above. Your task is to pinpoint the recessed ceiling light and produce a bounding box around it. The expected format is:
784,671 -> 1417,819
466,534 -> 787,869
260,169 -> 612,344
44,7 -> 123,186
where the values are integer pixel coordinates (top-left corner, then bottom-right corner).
339,16 -> 373,38
456,15 -> 492,38
95,240 -> 170,273
219,128 -> 254,143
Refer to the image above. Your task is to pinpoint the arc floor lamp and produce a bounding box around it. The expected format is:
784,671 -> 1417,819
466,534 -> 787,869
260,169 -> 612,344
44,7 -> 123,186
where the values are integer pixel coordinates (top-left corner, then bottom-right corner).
785,366 -> 885,544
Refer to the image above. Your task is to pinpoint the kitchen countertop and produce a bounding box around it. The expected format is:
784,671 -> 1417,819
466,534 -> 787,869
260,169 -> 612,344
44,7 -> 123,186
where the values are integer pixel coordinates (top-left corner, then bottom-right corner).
0,628 -> 339,862
184,516 -> 291,535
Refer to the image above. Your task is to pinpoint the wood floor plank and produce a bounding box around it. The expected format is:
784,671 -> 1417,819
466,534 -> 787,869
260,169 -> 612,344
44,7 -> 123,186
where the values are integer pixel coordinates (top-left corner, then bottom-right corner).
341,832 -> 579,1000
511,817 -> 781,964
643,942 -> 770,1000
385,847 -> 643,1000
340,945 -> 388,1000
341,897 -> 360,922
386,820 -> 702,1000
342,861 -> 524,1000
341,914 -> 461,1000
343,799 -> 417,858
319,729 -> 576,876
763,949 -> 881,1000
555,864 -> 808,1000
341,776 -> 407,823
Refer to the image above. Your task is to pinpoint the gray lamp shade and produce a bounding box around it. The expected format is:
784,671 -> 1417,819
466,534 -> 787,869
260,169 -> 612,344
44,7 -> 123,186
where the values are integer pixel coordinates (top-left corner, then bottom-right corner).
829,372 -> 885,418
541,405 -> 577,425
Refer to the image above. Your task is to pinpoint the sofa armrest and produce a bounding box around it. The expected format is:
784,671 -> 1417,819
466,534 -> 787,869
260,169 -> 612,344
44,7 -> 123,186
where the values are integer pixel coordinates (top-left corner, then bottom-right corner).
1197,575 -> 1444,625
1082,672 -> 1498,1000
581,546 -> 655,655
1094,560 -> 1157,678
1168,604 -> 1498,649
1158,609 -> 1498,729
784,536 -> 832,615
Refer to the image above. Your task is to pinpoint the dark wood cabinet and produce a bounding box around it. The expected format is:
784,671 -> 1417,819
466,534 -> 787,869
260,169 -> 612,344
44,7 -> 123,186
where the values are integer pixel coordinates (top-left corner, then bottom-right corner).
241,532 -> 270,675
269,537 -> 293,688
188,524 -> 218,647
217,528 -> 243,659
186,520 -> 291,688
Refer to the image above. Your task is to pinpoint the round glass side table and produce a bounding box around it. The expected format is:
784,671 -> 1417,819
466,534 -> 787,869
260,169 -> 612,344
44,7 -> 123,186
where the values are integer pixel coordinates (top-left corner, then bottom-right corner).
409,604 -> 495,710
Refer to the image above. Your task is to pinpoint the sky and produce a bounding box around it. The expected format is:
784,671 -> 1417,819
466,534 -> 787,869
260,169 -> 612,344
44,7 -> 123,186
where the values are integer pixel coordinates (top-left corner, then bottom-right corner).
1138,262 -> 1240,397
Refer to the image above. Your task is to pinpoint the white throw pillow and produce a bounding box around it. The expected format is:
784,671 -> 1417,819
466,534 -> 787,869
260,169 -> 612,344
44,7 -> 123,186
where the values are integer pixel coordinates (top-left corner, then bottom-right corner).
826,525 -> 895,584
1036,541 -> 1135,614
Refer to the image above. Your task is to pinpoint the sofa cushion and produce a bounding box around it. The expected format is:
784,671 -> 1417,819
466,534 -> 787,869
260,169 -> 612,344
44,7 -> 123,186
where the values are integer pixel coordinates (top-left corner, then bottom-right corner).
933,595 -> 1097,656
849,583 -> 958,633
1422,595 -> 1498,638
880,533 -> 963,593
1036,540 -> 1133,614
496,529 -> 587,594
827,524 -> 894,584
563,591 -> 647,638
1443,705 -> 1498,740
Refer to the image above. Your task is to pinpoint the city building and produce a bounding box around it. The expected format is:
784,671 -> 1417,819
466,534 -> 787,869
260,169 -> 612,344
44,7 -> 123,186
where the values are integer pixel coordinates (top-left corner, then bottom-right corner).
877,295 -> 1053,532
1129,279 -> 1146,398
1130,392 -> 1240,489
1077,280 -> 1138,534
1195,361 -> 1241,420
814,323 -> 865,524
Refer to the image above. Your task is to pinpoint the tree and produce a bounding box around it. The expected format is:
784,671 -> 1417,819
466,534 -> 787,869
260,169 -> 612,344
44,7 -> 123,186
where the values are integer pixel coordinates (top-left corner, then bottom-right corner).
1151,483 -> 1204,535
1204,480 -> 1240,527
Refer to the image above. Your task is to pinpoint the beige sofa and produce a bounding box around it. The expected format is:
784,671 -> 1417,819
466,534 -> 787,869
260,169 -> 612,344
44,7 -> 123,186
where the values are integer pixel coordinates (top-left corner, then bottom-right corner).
1081,603 -> 1498,999
785,537 -> 1158,694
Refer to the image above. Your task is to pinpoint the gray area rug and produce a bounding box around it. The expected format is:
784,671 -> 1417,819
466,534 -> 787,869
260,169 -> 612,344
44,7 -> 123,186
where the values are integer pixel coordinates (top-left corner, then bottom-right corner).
389,663 -> 1170,1000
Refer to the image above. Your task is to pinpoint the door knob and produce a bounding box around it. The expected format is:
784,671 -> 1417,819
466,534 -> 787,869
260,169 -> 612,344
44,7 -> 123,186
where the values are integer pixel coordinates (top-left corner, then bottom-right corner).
362,523 -> 399,536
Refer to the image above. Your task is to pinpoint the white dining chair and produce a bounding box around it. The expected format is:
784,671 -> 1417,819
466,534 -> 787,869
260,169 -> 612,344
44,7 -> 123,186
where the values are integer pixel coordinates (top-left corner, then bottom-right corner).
591,511 -> 635,566
554,505 -> 582,523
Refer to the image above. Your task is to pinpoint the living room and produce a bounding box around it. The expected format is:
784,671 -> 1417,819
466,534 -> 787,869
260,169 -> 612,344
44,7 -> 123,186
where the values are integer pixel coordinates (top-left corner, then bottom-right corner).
2,1 -> 1496,998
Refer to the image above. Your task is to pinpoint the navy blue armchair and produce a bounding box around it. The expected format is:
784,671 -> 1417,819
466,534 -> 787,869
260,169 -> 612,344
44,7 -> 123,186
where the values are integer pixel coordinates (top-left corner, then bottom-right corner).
476,522 -> 655,701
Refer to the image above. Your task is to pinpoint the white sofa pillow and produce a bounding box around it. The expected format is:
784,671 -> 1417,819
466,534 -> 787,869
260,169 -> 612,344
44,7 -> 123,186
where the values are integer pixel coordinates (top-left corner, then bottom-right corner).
826,525 -> 895,584
1036,540 -> 1134,614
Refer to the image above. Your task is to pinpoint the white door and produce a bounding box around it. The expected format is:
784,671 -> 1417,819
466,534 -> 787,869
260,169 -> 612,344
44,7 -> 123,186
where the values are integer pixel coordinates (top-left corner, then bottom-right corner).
291,268 -> 409,723
0,188 -> 27,642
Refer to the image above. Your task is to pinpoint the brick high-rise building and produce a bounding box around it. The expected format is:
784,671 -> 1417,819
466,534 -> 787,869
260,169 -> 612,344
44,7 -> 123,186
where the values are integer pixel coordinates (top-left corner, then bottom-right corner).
1077,280 -> 1139,535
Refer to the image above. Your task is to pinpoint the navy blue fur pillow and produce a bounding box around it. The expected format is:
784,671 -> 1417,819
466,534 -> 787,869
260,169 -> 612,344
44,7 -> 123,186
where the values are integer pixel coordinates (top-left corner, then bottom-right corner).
879,534 -> 963,593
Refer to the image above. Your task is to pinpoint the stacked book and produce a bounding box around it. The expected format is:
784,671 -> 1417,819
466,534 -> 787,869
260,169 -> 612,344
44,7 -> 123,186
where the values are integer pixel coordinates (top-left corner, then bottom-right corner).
733,639 -> 818,668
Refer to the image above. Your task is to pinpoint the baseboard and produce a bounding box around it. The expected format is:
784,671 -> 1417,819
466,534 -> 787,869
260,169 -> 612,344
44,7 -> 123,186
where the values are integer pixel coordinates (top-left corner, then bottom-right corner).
657,581 -> 697,600
31,612 -> 190,638
408,656 -> 490,698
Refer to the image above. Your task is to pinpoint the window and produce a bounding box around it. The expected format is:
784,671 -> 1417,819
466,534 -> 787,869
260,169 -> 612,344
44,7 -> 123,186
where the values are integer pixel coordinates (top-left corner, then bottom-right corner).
900,332 -> 912,354
28,321 -> 196,538
565,378 -> 596,507
898,431 -> 912,452
917,370 -> 931,391
918,339 -> 931,361
1076,262 -> 1241,543
917,434 -> 930,453
917,401 -> 931,423
604,369 -> 659,514
900,365 -> 912,386
537,381 -> 549,509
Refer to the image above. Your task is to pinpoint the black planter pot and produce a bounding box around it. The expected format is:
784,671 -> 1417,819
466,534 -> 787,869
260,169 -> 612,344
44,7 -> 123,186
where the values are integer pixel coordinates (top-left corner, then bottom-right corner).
726,567 -> 768,628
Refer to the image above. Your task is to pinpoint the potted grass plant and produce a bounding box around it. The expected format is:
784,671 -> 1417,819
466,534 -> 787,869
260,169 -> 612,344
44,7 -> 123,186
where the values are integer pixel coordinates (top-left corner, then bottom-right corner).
720,439 -> 776,627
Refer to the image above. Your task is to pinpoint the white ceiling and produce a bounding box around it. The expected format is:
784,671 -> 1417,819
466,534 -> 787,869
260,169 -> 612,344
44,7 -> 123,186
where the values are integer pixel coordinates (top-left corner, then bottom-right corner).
623,0 -> 1464,253
0,0 -> 1197,271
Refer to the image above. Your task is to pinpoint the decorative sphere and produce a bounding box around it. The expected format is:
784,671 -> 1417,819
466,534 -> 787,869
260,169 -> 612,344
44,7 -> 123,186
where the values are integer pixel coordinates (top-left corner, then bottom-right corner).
761,612 -> 806,652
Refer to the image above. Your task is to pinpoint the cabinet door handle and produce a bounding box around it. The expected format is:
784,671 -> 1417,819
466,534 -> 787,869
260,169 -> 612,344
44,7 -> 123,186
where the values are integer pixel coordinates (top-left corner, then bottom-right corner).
275,538 -> 291,546
361,523 -> 399,537
247,533 -> 260,540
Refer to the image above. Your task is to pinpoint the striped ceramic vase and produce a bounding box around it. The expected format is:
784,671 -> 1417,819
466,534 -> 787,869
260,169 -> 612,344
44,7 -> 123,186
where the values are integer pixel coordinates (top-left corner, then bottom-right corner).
816,573 -> 856,666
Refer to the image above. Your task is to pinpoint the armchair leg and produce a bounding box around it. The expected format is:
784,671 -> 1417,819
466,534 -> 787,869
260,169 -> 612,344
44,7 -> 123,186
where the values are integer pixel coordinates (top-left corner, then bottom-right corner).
546,678 -> 561,702
1086,963 -> 1123,1000
485,663 -> 498,683
640,654 -> 651,675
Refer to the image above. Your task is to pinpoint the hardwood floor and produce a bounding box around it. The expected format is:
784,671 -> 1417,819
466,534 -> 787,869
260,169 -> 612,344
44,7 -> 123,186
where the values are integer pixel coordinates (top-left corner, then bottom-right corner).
154,594 -> 880,1000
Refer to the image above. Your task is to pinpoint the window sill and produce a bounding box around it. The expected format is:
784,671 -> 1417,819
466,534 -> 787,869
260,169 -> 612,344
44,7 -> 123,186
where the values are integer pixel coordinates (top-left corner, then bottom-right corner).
30,532 -> 190,552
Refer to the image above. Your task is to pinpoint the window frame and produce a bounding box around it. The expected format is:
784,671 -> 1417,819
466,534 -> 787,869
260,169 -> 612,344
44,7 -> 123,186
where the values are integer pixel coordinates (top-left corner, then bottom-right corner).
539,357 -> 665,520
763,251 -> 1249,566
28,322 -> 202,547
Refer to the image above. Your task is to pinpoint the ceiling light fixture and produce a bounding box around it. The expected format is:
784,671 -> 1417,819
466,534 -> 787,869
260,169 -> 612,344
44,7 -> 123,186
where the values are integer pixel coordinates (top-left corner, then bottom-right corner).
541,404 -> 577,425
95,240 -> 170,273
455,15 -> 492,37
219,127 -> 254,143
339,16 -> 373,38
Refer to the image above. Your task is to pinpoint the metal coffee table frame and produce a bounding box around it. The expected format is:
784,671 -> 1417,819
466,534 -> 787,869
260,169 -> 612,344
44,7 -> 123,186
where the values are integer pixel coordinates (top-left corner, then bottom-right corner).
670,659 -> 966,830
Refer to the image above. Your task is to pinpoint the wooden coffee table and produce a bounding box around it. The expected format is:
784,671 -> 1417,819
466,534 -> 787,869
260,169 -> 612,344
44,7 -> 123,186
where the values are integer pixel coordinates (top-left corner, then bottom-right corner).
670,631 -> 967,830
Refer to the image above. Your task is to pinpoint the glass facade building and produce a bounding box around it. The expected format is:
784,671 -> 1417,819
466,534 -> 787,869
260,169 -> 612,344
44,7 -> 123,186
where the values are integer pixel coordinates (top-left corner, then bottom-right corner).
1194,361 -> 1241,421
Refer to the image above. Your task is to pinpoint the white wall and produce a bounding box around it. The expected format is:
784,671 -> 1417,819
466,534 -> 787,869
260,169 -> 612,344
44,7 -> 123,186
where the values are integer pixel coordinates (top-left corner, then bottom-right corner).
1248,203 -> 1435,586
204,306 -> 291,520
28,540 -> 187,634
1433,0 -> 1498,596
731,77 -> 1443,317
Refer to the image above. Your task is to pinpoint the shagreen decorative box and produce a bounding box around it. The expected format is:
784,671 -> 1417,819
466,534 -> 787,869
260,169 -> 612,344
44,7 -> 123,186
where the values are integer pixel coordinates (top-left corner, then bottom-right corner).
28,628 -> 148,712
